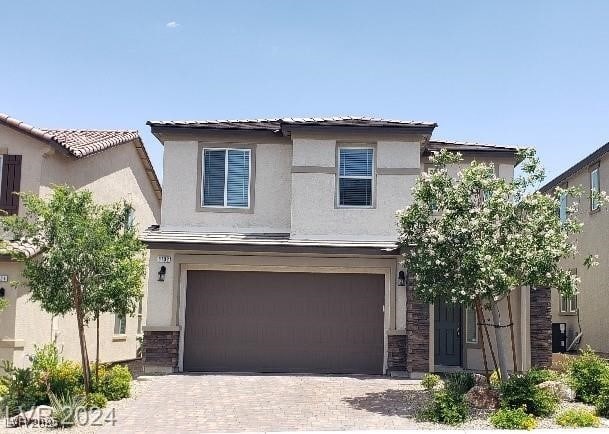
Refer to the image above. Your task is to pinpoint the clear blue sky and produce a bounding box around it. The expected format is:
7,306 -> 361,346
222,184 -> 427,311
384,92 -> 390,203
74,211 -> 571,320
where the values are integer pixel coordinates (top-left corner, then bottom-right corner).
2,1 -> 609,182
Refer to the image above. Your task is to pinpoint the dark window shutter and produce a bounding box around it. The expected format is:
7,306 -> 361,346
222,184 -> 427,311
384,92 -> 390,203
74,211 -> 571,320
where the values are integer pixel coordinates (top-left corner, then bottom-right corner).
0,155 -> 22,215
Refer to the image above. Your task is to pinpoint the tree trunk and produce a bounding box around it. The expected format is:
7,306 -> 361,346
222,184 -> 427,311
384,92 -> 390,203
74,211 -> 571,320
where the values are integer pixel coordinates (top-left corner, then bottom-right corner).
490,299 -> 510,381
72,275 -> 91,394
95,312 -> 100,389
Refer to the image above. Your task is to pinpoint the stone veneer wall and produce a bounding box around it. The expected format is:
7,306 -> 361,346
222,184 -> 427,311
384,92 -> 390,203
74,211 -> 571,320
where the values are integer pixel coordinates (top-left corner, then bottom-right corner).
387,334 -> 407,372
405,273 -> 429,374
143,330 -> 179,371
530,287 -> 552,368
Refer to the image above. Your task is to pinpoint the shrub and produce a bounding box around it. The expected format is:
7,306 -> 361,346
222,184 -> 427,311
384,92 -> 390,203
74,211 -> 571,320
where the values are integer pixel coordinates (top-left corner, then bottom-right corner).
556,408 -> 600,427
49,361 -> 83,398
595,388 -> 609,417
0,383 -> 8,398
48,392 -> 85,427
98,365 -> 132,401
444,372 -> 475,396
85,392 -> 108,409
567,347 -> 609,404
490,407 -> 537,430
500,373 -> 558,417
0,361 -> 40,415
421,373 -> 441,391
526,368 -> 558,385
419,390 -> 468,425
490,370 -> 501,387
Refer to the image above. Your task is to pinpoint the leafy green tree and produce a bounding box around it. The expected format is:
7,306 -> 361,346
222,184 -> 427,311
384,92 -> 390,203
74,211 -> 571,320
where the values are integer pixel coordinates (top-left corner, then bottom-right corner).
397,149 -> 597,380
0,186 -> 146,392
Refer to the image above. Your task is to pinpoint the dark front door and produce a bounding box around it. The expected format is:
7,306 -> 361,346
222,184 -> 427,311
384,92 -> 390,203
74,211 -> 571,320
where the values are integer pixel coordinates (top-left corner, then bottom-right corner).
434,301 -> 462,366
183,270 -> 385,374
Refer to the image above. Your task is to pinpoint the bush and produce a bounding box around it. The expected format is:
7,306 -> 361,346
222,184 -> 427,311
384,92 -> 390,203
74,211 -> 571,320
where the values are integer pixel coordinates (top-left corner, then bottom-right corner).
98,365 -> 132,401
500,373 -> 558,417
421,373 -> 441,391
444,372 -> 475,396
0,361 -> 40,415
490,370 -> 501,387
526,368 -> 558,385
567,347 -> 609,404
85,392 -> 108,409
419,390 -> 468,425
49,361 -> 83,398
556,408 -> 600,427
0,383 -> 8,397
49,392 -> 85,427
595,388 -> 609,417
490,407 -> 537,430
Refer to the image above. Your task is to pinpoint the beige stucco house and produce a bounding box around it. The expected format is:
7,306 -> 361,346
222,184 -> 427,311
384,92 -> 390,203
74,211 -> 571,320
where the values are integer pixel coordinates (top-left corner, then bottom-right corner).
540,141 -> 609,355
0,113 -> 161,367
142,116 -> 551,377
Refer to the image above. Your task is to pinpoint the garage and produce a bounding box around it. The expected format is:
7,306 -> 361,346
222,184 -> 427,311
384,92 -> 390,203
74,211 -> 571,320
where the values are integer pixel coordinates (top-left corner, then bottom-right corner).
183,270 -> 385,374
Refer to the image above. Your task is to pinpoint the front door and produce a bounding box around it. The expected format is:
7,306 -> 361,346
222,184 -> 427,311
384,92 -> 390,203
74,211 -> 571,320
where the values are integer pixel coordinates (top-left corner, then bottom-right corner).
434,301 -> 462,366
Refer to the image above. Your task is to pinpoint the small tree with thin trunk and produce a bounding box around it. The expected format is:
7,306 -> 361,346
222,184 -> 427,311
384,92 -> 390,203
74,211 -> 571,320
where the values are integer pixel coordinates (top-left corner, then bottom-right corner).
397,149 -> 598,380
1,186 -> 146,393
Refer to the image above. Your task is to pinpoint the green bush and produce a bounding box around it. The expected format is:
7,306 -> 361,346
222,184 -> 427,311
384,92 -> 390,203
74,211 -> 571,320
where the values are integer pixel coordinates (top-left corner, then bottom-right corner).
526,368 -> 558,385
490,407 -> 537,430
0,361 -> 40,415
419,390 -> 468,425
49,361 -> 83,397
85,392 -> 108,409
0,383 -> 8,397
500,373 -> 558,417
490,370 -> 501,387
421,373 -> 441,391
444,372 -> 475,396
556,408 -> 600,427
49,392 -> 85,427
595,388 -> 609,417
567,347 -> 609,404
98,365 -> 132,401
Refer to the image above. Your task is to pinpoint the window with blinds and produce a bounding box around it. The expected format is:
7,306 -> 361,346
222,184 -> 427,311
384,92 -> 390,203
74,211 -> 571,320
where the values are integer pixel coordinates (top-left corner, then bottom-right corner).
202,148 -> 251,208
338,148 -> 374,207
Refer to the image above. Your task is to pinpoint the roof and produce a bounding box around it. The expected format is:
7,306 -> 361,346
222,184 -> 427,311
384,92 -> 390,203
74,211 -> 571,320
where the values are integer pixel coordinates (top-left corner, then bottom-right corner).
0,113 -> 161,201
0,239 -> 41,259
147,116 -> 438,132
540,141 -> 609,193
427,140 -> 521,154
141,226 -> 398,254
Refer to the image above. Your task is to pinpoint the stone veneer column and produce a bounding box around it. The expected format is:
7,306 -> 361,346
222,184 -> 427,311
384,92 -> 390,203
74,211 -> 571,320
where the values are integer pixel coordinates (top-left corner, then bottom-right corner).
405,273 -> 429,376
387,334 -> 407,373
142,329 -> 179,373
530,287 -> 552,368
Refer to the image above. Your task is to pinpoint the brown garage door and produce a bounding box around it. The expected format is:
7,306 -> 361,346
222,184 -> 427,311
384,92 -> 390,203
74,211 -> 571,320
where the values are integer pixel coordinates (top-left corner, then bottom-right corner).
183,270 -> 385,374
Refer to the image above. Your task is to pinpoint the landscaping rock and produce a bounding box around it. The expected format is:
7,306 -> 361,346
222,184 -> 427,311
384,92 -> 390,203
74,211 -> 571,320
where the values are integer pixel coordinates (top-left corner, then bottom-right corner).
465,385 -> 500,409
9,405 -> 54,427
538,380 -> 576,402
473,373 -> 488,387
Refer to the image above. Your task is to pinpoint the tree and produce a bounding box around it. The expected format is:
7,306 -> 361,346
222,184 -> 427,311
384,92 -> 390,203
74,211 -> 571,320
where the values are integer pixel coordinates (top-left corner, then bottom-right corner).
0,186 -> 146,392
397,149 -> 597,380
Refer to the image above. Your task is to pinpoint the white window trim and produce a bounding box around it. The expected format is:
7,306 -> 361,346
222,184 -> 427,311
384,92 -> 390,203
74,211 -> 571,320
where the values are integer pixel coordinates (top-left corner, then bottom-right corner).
559,192 -> 568,223
465,306 -> 478,344
114,313 -> 126,336
136,300 -> 143,336
336,146 -> 375,209
591,166 -> 600,211
559,293 -> 578,315
201,148 -> 252,209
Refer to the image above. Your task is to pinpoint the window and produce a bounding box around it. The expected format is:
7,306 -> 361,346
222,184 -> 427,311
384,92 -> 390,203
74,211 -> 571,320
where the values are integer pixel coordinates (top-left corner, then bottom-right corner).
338,147 -> 374,207
114,314 -> 126,335
465,306 -> 478,344
137,300 -> 143,335
560,294 -> 578,314
202,148 -> 251,208
125,207 -> 135,229
591,165 -> 600,211
559,192 -> 568,223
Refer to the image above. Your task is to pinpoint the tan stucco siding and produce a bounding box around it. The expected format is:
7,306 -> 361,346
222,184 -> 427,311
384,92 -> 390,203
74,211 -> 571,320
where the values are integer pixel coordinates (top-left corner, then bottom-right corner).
161,140 -> 292,232
551,153 -> 609,353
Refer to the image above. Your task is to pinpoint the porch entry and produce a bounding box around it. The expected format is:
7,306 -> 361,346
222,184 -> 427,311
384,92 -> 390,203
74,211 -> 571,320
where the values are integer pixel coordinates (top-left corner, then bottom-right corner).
434,301 -> 462,366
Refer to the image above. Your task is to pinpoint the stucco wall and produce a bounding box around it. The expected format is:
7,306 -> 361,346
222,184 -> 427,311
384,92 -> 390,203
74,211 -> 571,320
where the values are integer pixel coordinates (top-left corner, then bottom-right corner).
161,140 -> 292,233
551,153 -> 609,353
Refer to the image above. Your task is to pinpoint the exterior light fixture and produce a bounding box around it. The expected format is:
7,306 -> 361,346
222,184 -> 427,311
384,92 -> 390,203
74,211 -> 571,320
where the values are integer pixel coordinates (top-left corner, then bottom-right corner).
398,271 -> 406,287
158,266 -> 167,282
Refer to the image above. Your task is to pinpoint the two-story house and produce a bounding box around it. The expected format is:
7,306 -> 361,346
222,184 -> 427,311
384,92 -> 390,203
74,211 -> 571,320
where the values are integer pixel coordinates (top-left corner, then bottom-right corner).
142,116 -> 551,377
540,141 -> 609,355
0,113 -> 161,367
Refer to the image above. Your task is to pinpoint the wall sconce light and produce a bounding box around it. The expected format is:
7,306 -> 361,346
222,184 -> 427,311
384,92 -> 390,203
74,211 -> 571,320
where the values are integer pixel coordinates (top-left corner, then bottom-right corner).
398,270 -> 406,287
0,287 -> 4,297
158,266 -> 167,282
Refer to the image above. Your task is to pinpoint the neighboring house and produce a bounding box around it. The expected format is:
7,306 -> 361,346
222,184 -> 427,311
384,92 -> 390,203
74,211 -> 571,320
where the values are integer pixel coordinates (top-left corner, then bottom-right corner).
142,116 -> 550,377
540,141 -> 609,355
0,113 -> 161,367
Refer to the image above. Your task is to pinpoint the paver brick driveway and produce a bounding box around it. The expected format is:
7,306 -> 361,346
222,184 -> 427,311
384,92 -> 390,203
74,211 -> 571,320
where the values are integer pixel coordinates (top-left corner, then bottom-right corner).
103,374 -> 425,432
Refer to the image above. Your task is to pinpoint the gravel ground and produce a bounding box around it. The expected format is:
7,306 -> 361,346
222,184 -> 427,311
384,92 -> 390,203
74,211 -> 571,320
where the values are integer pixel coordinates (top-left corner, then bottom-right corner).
1,376 -> 608,432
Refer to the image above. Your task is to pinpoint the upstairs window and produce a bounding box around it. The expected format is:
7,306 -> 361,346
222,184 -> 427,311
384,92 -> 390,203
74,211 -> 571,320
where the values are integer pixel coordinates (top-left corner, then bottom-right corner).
590,164 -> 600,211
114,314 -> 126,335
559,192 -> 568,223
202,148 -> 251,208
338,147 -> 374,207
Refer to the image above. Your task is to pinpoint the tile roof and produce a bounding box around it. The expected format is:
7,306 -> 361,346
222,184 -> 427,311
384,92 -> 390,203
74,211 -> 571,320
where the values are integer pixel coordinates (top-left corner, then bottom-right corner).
0,239 -> 41,259
0,113 -> 161,201
147,116 -> 437,130
141,226 -> 398,251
